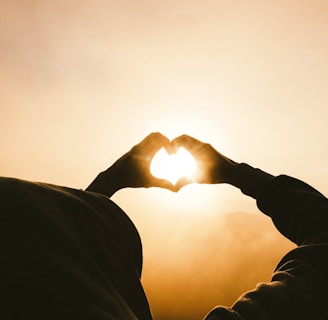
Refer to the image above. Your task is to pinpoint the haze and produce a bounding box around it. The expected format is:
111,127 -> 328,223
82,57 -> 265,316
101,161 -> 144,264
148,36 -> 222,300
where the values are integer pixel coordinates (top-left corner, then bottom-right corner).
1,1 -> 328,319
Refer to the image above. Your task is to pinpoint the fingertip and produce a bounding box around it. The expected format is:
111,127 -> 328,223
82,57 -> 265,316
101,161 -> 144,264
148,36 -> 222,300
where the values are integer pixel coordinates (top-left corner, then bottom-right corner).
144,132 -> 170,154
175,176 -> 193,190
171,134 -> 198,151
171,134 -> 186,144
170,135 -> 186,152
155,178 -> 176,192
155,132 -> 171,146
165,144 -> 176,155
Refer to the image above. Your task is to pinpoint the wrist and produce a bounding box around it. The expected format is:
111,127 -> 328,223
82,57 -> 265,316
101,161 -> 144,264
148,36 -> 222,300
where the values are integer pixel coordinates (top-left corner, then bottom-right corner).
86,169 -> 124,197
227,163 -> 275,199
222,160 -> 242,185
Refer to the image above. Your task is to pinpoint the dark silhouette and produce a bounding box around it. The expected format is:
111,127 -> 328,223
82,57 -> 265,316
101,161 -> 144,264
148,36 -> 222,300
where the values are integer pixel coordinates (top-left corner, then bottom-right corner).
1,132 -> 327,319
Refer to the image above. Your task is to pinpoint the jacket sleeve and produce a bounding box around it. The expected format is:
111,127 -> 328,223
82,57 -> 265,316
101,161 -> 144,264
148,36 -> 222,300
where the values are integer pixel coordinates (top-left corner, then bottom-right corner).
204,164 -> 328,320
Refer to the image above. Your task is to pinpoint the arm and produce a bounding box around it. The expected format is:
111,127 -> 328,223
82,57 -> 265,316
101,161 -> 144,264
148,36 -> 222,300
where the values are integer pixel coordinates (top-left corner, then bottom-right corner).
172,135 -> 328,320
86,132 -> 176,197
226,174 -> 328,320
172,134 -> 328,244
171,134 -> 274,193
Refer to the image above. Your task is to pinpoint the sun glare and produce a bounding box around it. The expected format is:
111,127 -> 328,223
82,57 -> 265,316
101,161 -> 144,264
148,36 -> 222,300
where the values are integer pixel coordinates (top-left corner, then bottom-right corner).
150,147 -> 197,185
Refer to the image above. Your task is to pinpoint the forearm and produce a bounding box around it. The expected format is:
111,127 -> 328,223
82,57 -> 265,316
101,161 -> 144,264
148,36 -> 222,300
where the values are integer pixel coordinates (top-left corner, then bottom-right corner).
206,165 -> 328,320
257,175 -> 328,245
227,162 -> 328,245
224,162 -> 275,200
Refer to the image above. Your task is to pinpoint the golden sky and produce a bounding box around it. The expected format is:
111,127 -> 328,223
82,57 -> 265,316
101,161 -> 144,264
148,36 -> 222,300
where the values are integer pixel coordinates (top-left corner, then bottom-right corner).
1,1 -> 328,319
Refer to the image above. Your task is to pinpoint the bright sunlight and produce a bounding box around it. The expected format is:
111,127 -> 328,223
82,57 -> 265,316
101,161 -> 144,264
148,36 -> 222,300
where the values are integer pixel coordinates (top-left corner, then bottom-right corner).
150,147 -> 197,185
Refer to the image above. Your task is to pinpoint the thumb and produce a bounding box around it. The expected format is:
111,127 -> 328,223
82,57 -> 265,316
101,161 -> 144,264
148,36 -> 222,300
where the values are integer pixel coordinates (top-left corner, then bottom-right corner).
174,176 -> 194,192
150,178 -> 176,192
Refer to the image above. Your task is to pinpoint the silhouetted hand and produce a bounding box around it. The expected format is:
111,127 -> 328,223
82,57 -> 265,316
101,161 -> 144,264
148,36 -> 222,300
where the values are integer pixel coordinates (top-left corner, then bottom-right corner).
171,134 -> 238,190
86,132 -> 176,197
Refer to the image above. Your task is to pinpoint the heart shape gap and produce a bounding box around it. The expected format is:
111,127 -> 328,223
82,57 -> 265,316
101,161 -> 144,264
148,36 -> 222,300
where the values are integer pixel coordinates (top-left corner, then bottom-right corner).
150,147 -> 196,185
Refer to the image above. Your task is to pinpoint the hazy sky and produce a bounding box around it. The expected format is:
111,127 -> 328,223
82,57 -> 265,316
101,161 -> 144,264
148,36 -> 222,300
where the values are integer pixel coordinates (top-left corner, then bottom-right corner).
1,1 -> 328,319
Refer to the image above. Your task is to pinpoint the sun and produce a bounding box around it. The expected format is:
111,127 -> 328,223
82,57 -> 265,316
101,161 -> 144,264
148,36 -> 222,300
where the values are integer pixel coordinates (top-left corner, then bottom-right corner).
150,147 -> 197,185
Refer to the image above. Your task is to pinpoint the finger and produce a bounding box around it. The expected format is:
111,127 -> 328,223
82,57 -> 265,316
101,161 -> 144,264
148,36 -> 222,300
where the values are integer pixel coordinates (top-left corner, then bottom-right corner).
171,134 -> 203,154
164,143 -> 176,155
174,176 -> 194,191
149,178 -> 176,192
141,132 -> 171,156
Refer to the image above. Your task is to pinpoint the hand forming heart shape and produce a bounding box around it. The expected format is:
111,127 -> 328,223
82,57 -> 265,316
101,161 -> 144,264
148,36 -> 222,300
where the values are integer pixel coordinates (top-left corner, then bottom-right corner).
150,147 -> 197,185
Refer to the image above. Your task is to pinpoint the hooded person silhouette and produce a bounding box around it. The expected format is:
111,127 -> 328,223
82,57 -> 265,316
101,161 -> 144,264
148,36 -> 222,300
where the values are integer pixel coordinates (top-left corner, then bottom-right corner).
1,132 -> 327,319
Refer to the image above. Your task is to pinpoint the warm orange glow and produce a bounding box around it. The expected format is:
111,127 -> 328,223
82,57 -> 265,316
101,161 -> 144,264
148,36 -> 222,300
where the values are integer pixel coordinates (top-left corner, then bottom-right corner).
1,2 -> 327,320
150,147 -> 197,185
